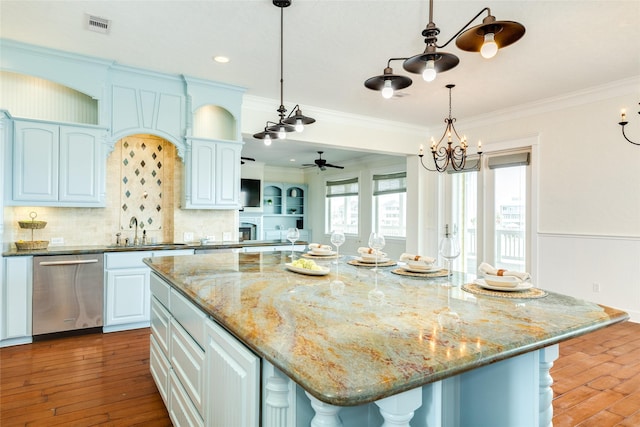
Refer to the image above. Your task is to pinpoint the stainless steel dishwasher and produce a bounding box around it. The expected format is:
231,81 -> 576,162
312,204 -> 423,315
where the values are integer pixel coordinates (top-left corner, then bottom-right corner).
33,253 -> 104,336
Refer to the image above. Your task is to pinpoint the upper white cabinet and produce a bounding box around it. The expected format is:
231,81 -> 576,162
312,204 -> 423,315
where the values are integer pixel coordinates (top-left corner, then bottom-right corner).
9,118 -> 106,207
183,138 -> 243,209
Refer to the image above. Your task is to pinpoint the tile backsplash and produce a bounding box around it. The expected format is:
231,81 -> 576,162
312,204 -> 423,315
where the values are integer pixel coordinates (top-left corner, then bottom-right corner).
3,134 -> 238,247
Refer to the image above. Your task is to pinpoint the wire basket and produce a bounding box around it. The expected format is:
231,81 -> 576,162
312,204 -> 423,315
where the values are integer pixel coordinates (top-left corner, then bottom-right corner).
16,211 -> 49,250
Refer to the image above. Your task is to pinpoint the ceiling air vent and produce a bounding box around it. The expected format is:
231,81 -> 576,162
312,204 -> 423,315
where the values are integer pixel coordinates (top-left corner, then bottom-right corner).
86,14 -> 111,34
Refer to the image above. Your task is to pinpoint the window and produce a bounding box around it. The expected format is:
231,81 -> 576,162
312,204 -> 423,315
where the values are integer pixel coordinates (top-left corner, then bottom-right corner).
449,150 -> 530,273
326,177 -> 359,234
373,172 -> 406,237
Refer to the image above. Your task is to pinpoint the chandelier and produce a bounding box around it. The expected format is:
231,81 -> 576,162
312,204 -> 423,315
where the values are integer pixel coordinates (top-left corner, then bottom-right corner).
418,84 -> 482,172
364,0 -> 525,98
252,0 -> 315,146
619,104 -> 640,146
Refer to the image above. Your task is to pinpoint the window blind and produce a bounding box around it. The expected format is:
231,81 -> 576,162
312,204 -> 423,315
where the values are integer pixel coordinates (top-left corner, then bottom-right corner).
326,177 -> 359,198
373,172 -> 406,196
488,152 -> 530,170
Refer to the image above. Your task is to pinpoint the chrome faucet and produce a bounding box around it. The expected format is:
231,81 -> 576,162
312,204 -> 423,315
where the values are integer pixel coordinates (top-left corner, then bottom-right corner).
129,216 -> 139,246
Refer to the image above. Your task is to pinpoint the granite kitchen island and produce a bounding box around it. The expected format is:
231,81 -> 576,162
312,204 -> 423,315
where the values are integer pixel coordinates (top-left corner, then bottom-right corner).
144,251 -> 628,427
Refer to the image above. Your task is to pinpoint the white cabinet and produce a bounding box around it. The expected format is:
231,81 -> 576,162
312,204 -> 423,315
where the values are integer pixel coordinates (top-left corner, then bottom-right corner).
104,251 -> 152,331
104,249 -> 194,332
0,257 -> 33,347
10,119 -> 106,206
149,271 -> 260,427
184,138 -> 243,209
205,318 -> 260,427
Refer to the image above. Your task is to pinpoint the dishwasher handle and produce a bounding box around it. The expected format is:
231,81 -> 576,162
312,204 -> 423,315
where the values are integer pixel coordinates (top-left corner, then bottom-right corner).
39,259 -> 99,266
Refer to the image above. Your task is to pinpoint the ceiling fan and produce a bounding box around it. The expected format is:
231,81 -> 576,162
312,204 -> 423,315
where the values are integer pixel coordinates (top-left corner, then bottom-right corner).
303,151 -> 344,171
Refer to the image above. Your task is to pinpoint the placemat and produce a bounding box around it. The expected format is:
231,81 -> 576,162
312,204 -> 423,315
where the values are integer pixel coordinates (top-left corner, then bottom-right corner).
348,260 -> 397,268
302,253 -> 338,260
390,268 -> 449,278
462,283 -> 548,299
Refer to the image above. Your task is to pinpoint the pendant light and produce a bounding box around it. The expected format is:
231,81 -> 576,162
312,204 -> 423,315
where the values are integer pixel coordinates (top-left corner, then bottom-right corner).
365,0 -> 525,98
253,0 -> 315,145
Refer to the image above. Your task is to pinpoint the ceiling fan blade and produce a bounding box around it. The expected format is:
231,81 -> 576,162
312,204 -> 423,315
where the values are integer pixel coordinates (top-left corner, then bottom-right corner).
325,163 -> 344,169
241,156 -> 256,162
302,163 -> 317,167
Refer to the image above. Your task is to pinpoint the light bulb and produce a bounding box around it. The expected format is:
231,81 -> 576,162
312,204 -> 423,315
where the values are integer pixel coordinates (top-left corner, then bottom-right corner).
381,80 -> 394,99
422,59 -> 436,82
480,33 -> 498,59
278,126 -> 287,139
264,135 -> 272,146
294,118 -> 304,132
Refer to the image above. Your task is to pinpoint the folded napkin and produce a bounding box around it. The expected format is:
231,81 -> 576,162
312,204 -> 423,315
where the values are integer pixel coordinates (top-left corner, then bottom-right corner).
399,253 -> 436,265
357,247 -> 387,257
309,243 -> 332,251
478,262 -> 531,281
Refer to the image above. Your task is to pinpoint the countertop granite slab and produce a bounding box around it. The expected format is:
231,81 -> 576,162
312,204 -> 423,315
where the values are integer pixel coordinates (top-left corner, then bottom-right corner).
144,252 -> 629,407
1,240 -> 306,257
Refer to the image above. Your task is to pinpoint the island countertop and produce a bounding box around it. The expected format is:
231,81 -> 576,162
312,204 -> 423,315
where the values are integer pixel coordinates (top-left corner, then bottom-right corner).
144,251 -> 628,407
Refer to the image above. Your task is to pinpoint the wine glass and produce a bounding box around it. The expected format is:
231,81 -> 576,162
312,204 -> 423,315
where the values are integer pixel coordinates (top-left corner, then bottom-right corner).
286,227 -> 299,258
368,231 -> 386,272
330,230 -> 345,264
439,224 -> 460,282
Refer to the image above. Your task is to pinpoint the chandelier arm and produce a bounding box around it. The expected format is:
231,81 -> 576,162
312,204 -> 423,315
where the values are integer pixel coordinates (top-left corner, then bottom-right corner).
620,123 -> 640,146
419,154 -> 438,172
435,7 -> 491,49
386,57 -> 410,68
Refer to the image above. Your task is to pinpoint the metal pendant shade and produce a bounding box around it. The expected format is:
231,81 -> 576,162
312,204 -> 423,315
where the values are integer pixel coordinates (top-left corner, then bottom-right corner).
402,50 -> 460,75
364,66 -> 413,92
456,17 -> 526,52
282,107 -> 316,126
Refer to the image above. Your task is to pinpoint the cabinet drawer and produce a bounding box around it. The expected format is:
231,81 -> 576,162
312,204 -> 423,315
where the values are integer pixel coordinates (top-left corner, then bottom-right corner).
105,251 -> 152,269
151,296 -> 171,357
170,289 -> 206,348
170,318 -> 205,417
150,333 -> 170,406
150,273 -> 170,308
169,370 -> 204,427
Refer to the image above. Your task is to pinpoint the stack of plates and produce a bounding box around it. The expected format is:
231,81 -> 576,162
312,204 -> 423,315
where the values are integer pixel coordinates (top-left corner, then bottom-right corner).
357,256 -> 390,263
307,249 -> 336,257
474,276 -> 533,291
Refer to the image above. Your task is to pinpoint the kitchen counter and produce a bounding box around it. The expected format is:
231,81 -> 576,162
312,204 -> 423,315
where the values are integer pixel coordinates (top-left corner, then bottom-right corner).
1,239 -> 307,257
144,251 -> 629,410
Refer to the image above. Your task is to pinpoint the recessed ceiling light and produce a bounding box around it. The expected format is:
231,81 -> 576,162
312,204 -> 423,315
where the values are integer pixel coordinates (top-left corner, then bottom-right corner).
213,56 -> 230,63
289,158 -> 295,162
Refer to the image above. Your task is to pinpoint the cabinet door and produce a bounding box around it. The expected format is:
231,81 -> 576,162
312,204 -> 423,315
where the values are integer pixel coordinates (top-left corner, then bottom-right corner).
1,257 -> 32,343
190,140 -> 216,207
59,126 -> 102,203
214,142 -> 240,207
205,319 -> 259,427
105,267 -> 150,327
13,121 -> 59,202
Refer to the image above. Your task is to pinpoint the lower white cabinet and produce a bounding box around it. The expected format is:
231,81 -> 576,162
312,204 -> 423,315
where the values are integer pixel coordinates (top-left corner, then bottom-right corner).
105,249 -> 194,332
0,256 -> 33,347
104,251 -> 152,332
205,318 -> 260,427
149,272 -> 260,427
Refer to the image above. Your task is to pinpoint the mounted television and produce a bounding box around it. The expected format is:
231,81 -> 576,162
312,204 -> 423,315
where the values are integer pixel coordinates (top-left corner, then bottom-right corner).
240,178 -> 261,208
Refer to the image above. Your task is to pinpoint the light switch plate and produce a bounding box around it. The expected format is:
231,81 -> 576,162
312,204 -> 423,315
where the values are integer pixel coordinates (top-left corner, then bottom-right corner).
51,237 -> 64,245
222,232 -> 232,241
183,232 -> 194,242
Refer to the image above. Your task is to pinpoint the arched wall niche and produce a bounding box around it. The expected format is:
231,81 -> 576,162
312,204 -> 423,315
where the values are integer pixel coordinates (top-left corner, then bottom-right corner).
0,71 -> 99,124
192,105 -> 236,140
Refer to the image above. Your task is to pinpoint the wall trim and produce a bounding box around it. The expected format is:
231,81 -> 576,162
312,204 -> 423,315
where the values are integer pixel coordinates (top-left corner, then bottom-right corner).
538,232 -> 640,241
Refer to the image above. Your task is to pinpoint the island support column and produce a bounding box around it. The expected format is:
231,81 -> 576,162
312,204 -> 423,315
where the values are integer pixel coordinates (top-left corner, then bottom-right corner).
375,387 -> 423,426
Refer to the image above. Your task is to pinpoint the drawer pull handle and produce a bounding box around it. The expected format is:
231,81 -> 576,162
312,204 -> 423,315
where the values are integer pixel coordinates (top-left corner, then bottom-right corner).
39,259 -> 99,266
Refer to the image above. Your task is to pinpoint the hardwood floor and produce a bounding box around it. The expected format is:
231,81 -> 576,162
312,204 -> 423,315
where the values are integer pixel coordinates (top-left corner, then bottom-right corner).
1,322 -> 639,426
0,329 -> 170,426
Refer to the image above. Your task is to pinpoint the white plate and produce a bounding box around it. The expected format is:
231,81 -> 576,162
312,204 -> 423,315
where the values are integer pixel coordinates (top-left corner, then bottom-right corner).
474,279 -> 533,292
307,250 -> 336,257
401,265 -> 441,273
286,263 -> 330,276
356,256 -> 390,264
